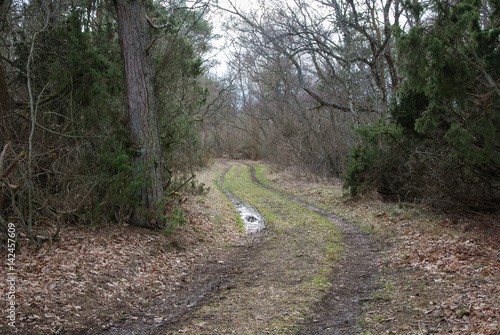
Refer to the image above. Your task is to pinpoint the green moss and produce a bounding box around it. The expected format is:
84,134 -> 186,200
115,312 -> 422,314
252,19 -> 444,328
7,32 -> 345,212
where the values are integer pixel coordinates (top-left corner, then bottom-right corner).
184,162 -> 343,333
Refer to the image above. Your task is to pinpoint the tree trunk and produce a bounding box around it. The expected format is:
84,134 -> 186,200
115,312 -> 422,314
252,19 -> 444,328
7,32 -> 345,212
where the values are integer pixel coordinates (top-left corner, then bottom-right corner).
0,0 -> 11,116
0,62 -> 10,114
114,0 -> 164,227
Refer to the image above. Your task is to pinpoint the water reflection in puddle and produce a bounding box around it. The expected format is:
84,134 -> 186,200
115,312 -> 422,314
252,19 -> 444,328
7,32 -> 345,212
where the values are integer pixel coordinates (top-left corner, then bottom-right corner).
235,203 -> 265,233
218,165 -> 265,233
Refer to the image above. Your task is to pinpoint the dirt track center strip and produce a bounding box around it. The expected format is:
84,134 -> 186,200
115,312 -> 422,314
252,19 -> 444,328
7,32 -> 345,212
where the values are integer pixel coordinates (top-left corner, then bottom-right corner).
163,162 -> 375,334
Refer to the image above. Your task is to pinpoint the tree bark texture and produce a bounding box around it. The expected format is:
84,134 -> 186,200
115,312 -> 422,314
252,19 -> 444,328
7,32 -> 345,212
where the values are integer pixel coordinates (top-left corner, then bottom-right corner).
0,62 -> 10,114
114,0 -> 164,227
0,0 -> 11,116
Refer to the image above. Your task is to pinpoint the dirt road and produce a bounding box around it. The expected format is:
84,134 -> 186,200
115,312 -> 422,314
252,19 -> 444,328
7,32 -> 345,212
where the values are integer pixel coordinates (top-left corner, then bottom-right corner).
10,161 -> 498,334
101,162 -> 377,334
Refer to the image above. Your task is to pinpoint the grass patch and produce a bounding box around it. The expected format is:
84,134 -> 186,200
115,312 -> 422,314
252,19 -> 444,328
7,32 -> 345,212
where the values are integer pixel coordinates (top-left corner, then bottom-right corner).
182,162 -> 342,334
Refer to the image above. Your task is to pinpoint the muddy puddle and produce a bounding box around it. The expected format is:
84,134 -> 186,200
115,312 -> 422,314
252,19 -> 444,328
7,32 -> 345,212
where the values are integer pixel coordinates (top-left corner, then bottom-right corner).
234,202 -> 265,233
218,165 -> 265,233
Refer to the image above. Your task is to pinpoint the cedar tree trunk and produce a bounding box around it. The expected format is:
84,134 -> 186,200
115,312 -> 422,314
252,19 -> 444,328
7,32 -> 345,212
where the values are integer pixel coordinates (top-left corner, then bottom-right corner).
114,0 -> 164,227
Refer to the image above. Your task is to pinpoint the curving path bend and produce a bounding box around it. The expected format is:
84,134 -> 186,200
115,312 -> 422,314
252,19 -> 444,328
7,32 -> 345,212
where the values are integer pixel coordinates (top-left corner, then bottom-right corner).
245,163 -> 379,334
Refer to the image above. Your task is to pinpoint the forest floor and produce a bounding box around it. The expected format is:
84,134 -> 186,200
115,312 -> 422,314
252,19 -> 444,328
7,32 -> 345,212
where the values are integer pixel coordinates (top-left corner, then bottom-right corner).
1,160 -> 499,334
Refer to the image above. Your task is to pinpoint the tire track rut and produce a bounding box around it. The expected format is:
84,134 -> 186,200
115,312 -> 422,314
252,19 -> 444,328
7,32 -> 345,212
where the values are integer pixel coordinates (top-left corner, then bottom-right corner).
245,163 -> 378,334
97,162 -> 378,334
